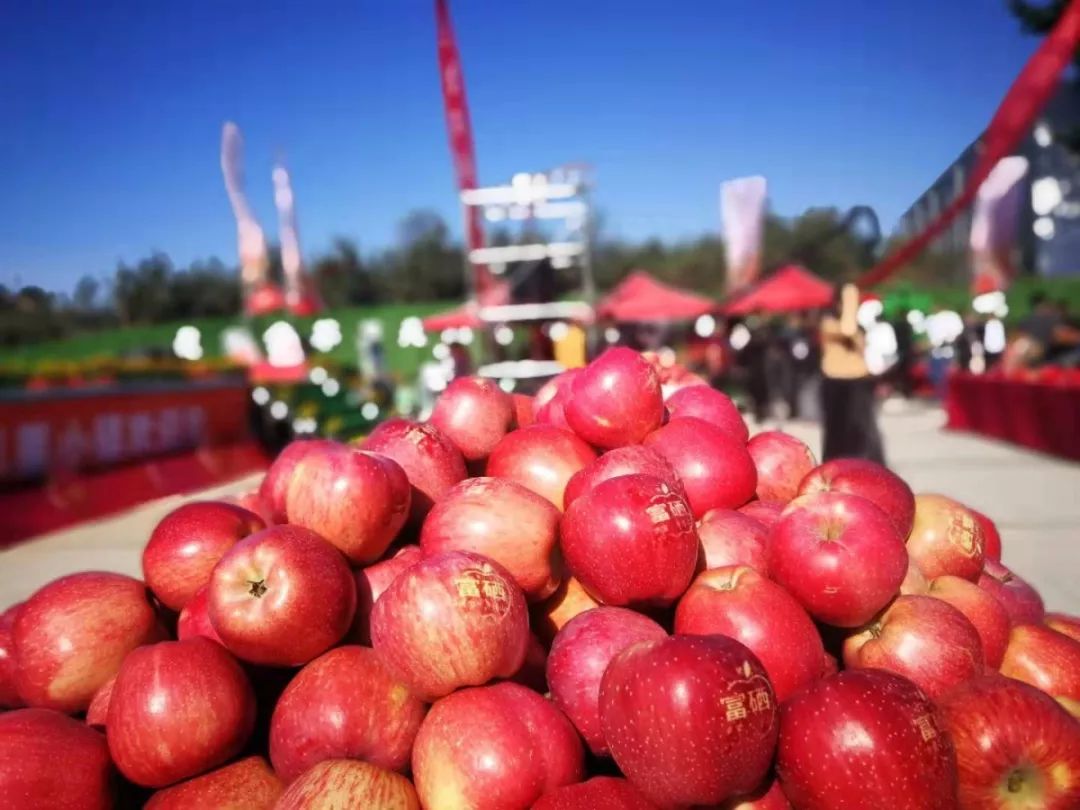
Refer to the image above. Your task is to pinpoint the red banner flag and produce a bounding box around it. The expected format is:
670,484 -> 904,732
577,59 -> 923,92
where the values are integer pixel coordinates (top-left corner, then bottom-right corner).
858,0 -> 1080,289
435,0 -> 496,299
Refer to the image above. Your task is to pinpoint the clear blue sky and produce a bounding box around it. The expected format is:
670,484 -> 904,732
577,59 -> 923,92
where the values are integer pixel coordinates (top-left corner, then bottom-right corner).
1,0 -> 1037,293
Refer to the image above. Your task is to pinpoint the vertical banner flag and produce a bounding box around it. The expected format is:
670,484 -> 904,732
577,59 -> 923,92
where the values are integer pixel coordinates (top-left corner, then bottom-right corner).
434,0 -> 497,302
721,176 -> 768,291
220,123 -> 269,300
970,156 -> 1029,294
272,162 -> 321,315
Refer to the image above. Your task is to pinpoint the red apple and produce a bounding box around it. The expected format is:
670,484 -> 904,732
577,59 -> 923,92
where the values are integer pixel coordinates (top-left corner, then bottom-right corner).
275,759 -> 420,810
512,393 -> 535,428
510,632 -> 549,693
696,509 -> 769,573
269,645 -> 426,782
1046,612 -> 1080,644
0,708 -> 114,809
285,444 -> 410,564
411,682 -> 584,809
999,624 -> 1080,716
531,776 -> 657,810
486,424 -> 597,510
797,458 -> 915,538
978,560 -> 1045,624
208,525 -> 356,667
721,777 -> 792,810
843,595 -> 983,700
927,574 -> 1011,667
738,499 -> 784,529
561,474 -> 699,608
534,369 -> 580,429
0,602 -> 23,709
643,417 -> 757,517
564,348 -> 664,448
107,637 -> 255,787
370,551 -> 529,701
142,500 -> 265,611
777,669 -> 957,809
531,576 -> 601,645
675,566 -> 825,702
906,494 -> 985,581
564,445 -> 685,508
900,557 -> 930,595
665,385 -> 748,442
420,476 -> 562,601
359,418 -> 467,524
820,652 -> 840,677
547,607 -> 667,756
259,439 -> 336,523
430,375 -> 515,461
349,545 -> 423,645
600,635 -> 779,806
144,756 -> 283,810
85,676 -> 114,730
746,431 -> 816,503
14,571 -> 162,713
176,585 -> 224,644
938,675 -> 1080,809
972,508 -> 1002,561
768,493 -> 907,627
222,488 -> 275,525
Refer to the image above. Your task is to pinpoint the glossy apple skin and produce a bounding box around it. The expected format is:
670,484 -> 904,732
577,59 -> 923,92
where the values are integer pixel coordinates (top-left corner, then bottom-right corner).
486,424 -> 598,510
738,499 -> 784,529
665,385 -> 749,442
176,585 -> 224,644
547,607 -> 667,756
643,417 -> 757,518
971,508 -> 1002,561
720,777 -> 793,810
370,551 -> 529,701
564,445 -> 685,509
797,458 -> 916,538
420,477 -> 562,601
906,494 -> 985,581
259,439 -> 336,523
531,776 -> 657,810
900,558 -> 930,595
768,493 -> 908,627
1046,612 -> 1080,644
512,393 -> 535,428
13,571 -> 162,713
696,509 -> 769,573
939,675 -> 1080,809
222,488 -> 276,526
777,669 -> 958,810
275,759 -> 420,810
843,595 -> 983,701
208,525 -> 356,667
675,566 -> 825,703
999,624 -> 1080,716
978,559 -> 1045,625
269,646 -> 426,782
0,602 -> 23,709
349,545 -> 423,645
430,375 -> 515,461
144,756 -> 283,810
360,418 -> 468,524
142,501 -> 265,611
106,637 -> 255,788
510,632 -> 549,693
0,708 -> 114,809
561,474 -> 699,608
85,676 -> 114,730
564,348 -> 665,448
412,681 -> 583,809
531,576 -> 601,645
928,574 -> 1012,668
534,369 -> 580,429
746,431 -> 816,503
600,635 -> 779,807
285,445 -> 410,564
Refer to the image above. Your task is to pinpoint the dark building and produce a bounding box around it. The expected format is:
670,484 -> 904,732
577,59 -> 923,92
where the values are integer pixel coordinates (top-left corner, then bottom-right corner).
895,80 -> 1080,279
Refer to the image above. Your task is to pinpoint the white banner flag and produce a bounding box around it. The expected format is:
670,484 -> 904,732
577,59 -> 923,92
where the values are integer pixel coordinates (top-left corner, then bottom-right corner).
970,156 -> 1028,293
721,176 -> 768,291
221,122 -> 268,291
272,162 -> 304,307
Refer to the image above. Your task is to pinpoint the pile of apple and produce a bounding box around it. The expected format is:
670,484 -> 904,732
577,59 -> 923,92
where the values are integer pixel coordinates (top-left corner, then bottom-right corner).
3,347 -> 1080,809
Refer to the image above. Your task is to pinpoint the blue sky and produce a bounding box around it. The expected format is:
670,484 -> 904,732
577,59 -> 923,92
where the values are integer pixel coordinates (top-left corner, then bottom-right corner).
1,1 -> 1038,292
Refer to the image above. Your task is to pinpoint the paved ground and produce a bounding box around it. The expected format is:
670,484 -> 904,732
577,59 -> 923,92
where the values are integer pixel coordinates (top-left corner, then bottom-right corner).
2,401 -> 1077,614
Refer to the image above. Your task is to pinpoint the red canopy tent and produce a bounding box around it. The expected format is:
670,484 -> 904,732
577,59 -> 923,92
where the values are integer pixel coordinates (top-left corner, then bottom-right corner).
421,304 -> 482,332
597,271 -> 716,322
723,265 -> 833,315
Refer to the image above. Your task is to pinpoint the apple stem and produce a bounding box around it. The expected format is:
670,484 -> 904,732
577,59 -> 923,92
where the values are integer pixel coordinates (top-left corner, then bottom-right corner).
248,580 -> 268,598
868,622 -> 882,639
